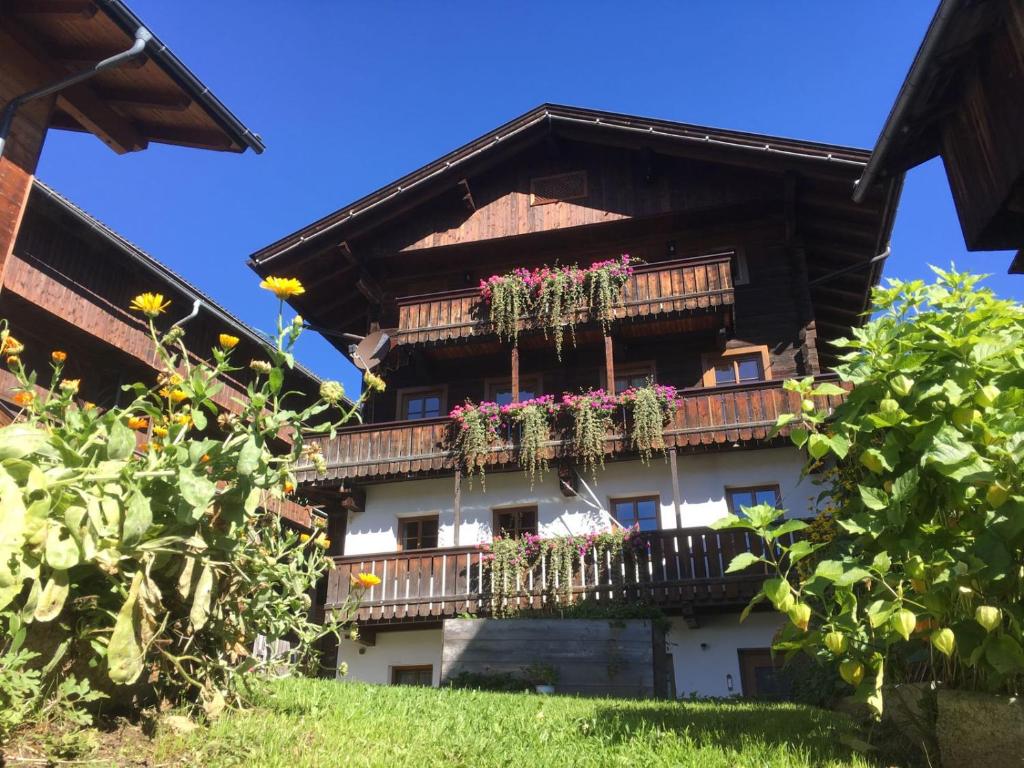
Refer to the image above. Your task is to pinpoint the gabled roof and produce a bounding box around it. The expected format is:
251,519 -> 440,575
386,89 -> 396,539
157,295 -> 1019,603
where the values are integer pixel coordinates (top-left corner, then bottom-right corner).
6,0 -> 263,154
251,103 -> 874,268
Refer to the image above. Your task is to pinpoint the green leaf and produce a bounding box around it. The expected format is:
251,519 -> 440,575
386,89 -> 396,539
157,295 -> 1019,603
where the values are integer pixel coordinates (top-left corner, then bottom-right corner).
808,433 -> 831,460
237,436 -> 261,476
107,571 -> 145,685
45,526 -> 81,570
269,367 -> 284,395
33,570 -> 69,622
107,419 -> 135,461
871,551 -> 891,574
811,382 -> 846,397
835,567 -> 872,588
923,425 -> 974,467
725,552 -> 762,574
785,540 -> 818,564
190,565 -> 215,631
789,427 -> 809,449
891,467 -> 919,502
771,519 -> 809,539
0,424 -> 48,460
763,578 -> 791,610
178,469 -> 216,518
828,434 -> 851,459
122,490 -> 152,548
858,485 -> 889,511
774,413 -> 797,429
813,560 -> 844,582
191,408 -> 208,431
986,635 -> 1024,675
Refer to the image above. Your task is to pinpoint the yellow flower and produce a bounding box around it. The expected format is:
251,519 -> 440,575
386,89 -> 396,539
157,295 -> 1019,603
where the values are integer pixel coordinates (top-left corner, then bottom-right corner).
200,453 -> 211,463
159,387 -> 171,399
60,379 -> 80,395
299,533 -> 311,543
51,350 -> 67,363
152,425 -> 169,438
129,292 -> 171,318
169,389 -> 188,403
363,370 -> 386,393
13,390 -> 34,407
218,333 -> 240,350
353,573 -> 381,588
283,480 -> 295,494
5,355 -> 20,367
169,373 -> 183,386
2,336 -> 24,355
127,416 -> 149,430
319,538 -> 331,549
259,276 -> 305,300
174,413 -> 193,427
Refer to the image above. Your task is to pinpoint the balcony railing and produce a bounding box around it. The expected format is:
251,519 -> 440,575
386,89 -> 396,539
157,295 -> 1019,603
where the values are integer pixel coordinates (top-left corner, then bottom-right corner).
326,526 -> 791,624
392,253 -> 734,347
297,376 -> 848,484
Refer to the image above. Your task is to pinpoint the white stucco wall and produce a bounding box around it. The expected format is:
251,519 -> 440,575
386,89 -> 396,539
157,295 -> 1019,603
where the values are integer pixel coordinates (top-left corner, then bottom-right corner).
337,628 -> 443,686
667,613 -> 783,697
344,447 -> 811,555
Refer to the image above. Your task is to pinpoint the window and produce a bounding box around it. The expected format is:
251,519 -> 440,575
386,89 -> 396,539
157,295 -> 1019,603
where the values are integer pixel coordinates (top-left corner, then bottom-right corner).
608,362 -> 655,394
738,649 -> 787,699
610,496 -> 660,532
399,387 -> 445,420
398,516 -> 439,551
726,485 -> 780,517
486,376 -> 540,406
701,346 -> 771,387
391,665 -> 433,686
731,250 -> 750,286
493,507 -> 538,538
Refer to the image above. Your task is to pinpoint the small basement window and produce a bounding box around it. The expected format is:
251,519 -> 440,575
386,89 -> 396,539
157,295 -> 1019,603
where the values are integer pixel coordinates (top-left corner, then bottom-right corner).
398,516 -> 439,551
702,346 -> 771,387
391,665 -> 433,686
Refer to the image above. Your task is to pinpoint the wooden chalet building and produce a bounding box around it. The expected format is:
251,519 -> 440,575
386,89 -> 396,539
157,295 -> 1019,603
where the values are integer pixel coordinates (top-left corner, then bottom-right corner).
855,0 -> 1024,273
251,104 -> 901,696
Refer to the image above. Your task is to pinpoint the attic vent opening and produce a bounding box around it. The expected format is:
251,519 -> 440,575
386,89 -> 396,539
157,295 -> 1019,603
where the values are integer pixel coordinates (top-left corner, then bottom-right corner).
529,171 -> 588,206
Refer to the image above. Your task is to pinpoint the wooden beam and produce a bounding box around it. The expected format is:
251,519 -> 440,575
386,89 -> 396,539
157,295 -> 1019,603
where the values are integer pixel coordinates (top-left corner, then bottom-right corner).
511,346 -> 519,403
94,87 -> 192,112
457,178 -> 475,211
338,241 -> 358,266
356,271 -> 384,305
128,123 -> 234,151
668,448 -> 682,529
452,470 -> 462,546
5,0 -> 97,16
56,88 -> 147,154
604,334 -> 615,394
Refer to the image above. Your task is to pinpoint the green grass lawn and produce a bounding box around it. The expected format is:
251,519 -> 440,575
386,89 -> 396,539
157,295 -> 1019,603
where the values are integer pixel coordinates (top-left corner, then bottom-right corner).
153,678 -> 875,768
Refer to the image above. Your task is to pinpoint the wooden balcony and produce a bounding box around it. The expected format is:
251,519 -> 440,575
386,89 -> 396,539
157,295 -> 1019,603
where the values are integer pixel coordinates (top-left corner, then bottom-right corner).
326,526 -> 790,625
392,253 -> 734,348
296,376 -> 847,485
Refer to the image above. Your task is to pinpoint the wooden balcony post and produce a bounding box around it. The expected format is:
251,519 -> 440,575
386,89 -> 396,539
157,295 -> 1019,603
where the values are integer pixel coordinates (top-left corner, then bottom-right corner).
453,470 -> 462,546
604,334 -> 615,394
668,448 -> 682,529
511,346 -> 520,402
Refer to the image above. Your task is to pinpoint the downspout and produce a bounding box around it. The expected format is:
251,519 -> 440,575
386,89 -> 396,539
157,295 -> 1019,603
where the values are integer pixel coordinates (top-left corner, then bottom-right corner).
807,245 -> 891,288
172,299 -> 202,328
0,26 -> 151,159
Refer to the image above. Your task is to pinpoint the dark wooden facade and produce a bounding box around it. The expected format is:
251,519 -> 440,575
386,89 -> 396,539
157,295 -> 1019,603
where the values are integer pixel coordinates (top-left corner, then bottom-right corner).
856,0 -> 1024,271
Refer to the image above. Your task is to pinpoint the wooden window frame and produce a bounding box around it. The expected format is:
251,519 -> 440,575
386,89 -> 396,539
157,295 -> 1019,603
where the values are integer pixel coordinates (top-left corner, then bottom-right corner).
485,374 -> 542,404
492,506 -> 539,538
701,345 -> 772,388
725,484 -> 782,516
396,384 -> 448,421
737,648 -> 783,698
603,360 -> 656,392
608,494 -> 662,531
390,664 -> 434,686
397,514 -> 440,552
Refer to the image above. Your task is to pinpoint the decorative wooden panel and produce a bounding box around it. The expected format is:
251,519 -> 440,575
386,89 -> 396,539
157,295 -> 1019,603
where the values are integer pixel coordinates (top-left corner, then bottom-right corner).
391,254 -> 734,347
325,526 -> 794,625
296,376 -> 848,484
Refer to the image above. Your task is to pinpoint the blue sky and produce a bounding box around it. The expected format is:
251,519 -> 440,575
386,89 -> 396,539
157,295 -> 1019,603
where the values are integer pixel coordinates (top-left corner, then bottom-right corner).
36,1 -> 1020,392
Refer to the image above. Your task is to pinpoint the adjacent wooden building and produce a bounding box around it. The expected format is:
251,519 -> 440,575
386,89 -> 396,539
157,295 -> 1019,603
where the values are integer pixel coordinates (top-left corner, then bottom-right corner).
855,0 -> 1024,273
251,104 -> 901,696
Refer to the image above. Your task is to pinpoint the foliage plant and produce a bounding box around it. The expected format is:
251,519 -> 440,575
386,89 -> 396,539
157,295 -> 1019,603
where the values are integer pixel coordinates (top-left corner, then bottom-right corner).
449,400 -> 502,487
562,389 -> 618,476
0,278 -> 381,733
504,396 -> 558,487
534,265 -> 586,360
480,527 -> 644,615
478,256 -> 636,359
621,382 -> 678,463
714,268 -> 1024,717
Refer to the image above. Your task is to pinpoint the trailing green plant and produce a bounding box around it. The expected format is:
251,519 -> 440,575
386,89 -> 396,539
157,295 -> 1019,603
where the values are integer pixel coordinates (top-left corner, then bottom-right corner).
534,265 -> 586,360
480,269 -> 532,346
714,267 -> 1024,718
621,382 -> 678,463
0,277 -> 381,733
562,389 -> 618,476
478,256 -> 637,358
481,527 -> 644,615
505,396 -> 557,487
449,400 -> 502,488
446,670 -> 532,692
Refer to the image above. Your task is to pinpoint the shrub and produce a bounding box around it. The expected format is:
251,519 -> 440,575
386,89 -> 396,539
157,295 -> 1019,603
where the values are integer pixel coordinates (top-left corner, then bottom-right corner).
714,268 -> 1024,717
0,279 -> 379,734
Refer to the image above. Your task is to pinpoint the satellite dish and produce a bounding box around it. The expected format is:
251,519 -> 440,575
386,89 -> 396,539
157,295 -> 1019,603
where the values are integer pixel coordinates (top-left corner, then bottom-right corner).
351,330 -> 391,370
